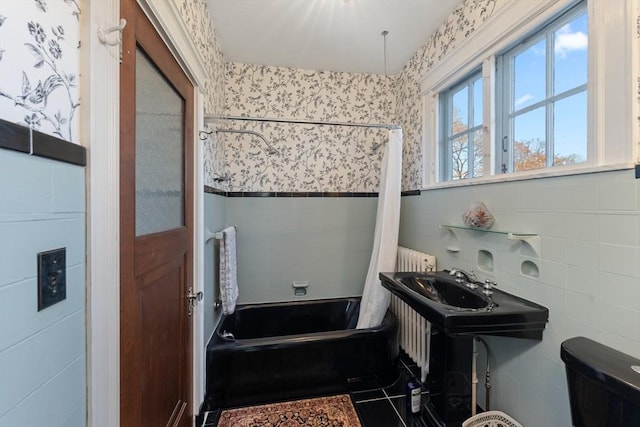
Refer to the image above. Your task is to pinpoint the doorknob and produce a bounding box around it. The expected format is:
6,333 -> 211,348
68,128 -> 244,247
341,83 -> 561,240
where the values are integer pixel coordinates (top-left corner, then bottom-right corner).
187,287 -> 203,316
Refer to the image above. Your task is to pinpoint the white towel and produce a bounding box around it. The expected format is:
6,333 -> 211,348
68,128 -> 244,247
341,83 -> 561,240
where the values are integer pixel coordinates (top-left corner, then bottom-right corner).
219,226 -> 238,314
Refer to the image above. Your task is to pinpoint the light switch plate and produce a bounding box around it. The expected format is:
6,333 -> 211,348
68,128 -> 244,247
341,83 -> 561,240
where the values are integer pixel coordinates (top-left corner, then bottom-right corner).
37,247 -> 66,311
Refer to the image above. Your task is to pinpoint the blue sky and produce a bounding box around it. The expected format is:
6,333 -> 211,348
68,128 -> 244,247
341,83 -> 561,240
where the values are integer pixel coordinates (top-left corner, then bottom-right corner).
513,12 -> 588,161
451,11 -> 588,163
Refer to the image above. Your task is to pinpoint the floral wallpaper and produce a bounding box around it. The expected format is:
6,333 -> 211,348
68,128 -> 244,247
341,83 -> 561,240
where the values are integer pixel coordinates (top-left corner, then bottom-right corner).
220,118 -> 387,192
172,0 -> 225,188
201,120 -> 226,188
225,62 -> 395,123
172,0 -> 224,115
213,0 -> 509,193
396,0 -> 506,190
220,63 -> 396,192
0,0 -> 528,189
0,0 -> 80,143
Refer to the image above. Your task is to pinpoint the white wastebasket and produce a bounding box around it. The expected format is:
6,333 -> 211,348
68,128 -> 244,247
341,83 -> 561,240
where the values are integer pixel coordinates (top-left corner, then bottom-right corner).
462,410 -> 524,427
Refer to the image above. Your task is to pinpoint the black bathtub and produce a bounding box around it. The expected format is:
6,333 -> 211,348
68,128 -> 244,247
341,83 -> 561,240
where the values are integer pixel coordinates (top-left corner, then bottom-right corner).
204,297 -> 398,409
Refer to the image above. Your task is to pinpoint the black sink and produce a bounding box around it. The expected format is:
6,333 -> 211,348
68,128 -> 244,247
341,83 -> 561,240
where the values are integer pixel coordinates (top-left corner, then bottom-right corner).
399,275 -> 491,310
380,271 -> 549,339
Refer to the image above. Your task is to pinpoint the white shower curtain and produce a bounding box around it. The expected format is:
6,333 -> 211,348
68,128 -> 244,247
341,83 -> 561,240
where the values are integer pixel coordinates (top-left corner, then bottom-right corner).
356,128 -> 402,329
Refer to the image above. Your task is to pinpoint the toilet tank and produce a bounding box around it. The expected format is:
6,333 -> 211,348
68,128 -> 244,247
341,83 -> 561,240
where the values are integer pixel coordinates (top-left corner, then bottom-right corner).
561,337 -> 640,427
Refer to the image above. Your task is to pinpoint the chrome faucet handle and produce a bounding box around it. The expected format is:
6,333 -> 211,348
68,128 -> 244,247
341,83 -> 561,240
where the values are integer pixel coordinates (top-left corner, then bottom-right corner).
450,268 -> 479,288
483,279 -> 493,295
449,268 -> 476,281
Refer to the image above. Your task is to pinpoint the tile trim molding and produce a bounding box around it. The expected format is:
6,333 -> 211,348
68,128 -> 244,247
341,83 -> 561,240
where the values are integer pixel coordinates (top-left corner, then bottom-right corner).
204,186 -> 421,197
0,118 -> 86,166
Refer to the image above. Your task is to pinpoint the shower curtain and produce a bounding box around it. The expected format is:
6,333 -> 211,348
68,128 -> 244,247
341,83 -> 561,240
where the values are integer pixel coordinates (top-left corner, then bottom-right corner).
356,128 -> 402,329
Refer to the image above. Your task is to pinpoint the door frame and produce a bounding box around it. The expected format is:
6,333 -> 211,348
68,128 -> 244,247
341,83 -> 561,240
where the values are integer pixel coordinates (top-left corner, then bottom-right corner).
83,1 -> 208,425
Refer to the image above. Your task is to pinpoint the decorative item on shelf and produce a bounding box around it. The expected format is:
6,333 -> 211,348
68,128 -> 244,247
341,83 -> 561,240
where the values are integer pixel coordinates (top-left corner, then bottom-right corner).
462,201 -> 494,229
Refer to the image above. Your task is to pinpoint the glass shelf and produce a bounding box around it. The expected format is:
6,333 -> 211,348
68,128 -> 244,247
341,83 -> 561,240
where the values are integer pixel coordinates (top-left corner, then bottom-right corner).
439,224 -> 540,255
439,224 -> 537,237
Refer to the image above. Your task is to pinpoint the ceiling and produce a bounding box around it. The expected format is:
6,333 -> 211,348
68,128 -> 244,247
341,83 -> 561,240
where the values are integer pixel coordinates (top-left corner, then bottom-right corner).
206,0 -> 464,75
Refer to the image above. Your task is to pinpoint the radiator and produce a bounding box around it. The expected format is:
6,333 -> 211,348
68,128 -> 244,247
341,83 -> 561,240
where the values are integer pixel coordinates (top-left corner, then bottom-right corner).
392,246 -> 436,382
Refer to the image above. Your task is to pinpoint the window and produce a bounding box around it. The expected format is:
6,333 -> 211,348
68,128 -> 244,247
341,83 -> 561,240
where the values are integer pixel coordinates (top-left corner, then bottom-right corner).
498,5 -> 588,173
439,71 -> 484,181
435,1 -> 592,183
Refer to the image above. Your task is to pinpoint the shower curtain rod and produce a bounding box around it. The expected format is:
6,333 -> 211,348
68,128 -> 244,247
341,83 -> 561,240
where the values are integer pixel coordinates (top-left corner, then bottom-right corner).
205,115 -> 402,130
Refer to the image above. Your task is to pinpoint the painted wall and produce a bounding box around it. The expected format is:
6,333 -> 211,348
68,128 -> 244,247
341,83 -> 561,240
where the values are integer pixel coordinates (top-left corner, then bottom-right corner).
0,150 -> 86,427
395,0 -> 640,425
0,2 -> 85,426
202,64 -> 395,304
400,170 -> 640,425
204,193 -> 377,313
226,196 -> 377,303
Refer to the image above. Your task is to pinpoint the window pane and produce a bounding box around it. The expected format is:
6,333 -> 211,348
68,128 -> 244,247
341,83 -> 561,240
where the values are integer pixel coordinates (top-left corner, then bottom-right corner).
473,77 -> 483,128
473,129 -> 484,178
554,91 -> 587,165
450,134 -> 468,180
514,38 -> 546,112
451,86 -> 468,134
513,107 -> 546,172
554,12 -> 588,95
135,49 -> 185,236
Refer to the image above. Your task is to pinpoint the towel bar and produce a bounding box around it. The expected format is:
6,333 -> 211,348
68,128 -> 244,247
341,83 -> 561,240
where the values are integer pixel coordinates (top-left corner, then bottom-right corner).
205,225 -> 237,243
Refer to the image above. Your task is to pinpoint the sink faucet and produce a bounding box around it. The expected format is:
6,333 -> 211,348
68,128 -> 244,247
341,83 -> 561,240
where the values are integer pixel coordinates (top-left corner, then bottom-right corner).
448,268 -> 478,289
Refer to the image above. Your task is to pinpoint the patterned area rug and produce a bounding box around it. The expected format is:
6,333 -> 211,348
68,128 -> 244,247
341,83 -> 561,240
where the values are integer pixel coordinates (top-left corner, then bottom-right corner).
217,394 -> 362,426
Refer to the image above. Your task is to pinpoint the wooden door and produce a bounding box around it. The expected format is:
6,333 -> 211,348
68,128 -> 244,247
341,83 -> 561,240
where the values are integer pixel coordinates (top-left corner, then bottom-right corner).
120,1 -> 194,426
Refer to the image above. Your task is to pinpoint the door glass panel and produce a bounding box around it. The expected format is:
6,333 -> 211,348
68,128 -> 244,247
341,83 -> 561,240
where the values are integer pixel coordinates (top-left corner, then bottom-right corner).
135,48 -> 184,236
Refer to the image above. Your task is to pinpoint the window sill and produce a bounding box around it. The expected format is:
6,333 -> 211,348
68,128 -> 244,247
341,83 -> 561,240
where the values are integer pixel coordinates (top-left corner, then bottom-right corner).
423,163 -> 635,191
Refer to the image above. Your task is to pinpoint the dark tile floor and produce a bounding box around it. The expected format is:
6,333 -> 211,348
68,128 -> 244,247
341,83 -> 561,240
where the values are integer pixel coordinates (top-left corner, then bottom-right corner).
200,351 -> 433,427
